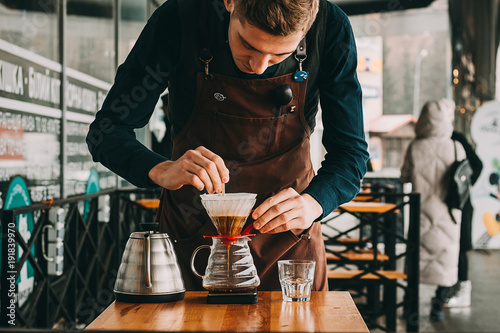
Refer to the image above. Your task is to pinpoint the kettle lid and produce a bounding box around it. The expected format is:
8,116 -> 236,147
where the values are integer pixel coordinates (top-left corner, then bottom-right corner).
130,232 -> 170,239
129,222 -> 169,239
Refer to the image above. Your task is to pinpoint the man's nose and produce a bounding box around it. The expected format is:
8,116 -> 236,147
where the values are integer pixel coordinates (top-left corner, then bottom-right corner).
249,54 -> 271,75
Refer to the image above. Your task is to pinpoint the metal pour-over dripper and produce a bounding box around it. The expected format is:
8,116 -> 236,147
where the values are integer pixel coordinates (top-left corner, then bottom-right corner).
200,193 -> 257,236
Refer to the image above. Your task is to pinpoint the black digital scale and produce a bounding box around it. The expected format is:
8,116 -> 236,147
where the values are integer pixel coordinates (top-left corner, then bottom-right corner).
206,289 -> 258,304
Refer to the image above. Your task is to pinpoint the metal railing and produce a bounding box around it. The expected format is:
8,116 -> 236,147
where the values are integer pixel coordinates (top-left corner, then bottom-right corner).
322,192 -> 420,332
0,188 -> 160,329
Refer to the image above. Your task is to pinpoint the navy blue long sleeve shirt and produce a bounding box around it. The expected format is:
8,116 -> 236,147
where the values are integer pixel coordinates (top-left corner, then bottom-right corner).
86,0 -> 368,219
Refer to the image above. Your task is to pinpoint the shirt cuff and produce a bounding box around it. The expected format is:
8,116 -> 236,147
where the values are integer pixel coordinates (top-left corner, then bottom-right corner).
129,150 -> 168,188
302,180 -> 340,221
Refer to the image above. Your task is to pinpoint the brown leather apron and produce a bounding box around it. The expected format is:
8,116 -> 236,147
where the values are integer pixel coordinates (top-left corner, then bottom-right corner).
157,70 -> 327,291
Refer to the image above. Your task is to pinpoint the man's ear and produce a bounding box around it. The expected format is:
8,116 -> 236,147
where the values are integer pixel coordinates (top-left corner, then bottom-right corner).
224,0 -> 234,13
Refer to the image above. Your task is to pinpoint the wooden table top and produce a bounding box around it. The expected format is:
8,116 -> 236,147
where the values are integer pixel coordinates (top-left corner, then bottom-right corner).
86,291 -> 369,332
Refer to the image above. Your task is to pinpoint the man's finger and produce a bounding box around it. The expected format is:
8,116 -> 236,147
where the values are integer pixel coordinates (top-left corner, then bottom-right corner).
186,147 -> 222,193
186,172 -> 206,192
252,188 -> 296,220
195,147 -> 230,190
187,164 -> 214,193
253,197 -> 296,230
191,155 -> 220,193
258,208 -> 300,233
265,216 -> 302,234
198,147 -> 230,183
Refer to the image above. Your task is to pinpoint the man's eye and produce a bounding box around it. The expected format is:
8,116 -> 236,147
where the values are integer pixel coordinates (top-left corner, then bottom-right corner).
274,54 -> 290,61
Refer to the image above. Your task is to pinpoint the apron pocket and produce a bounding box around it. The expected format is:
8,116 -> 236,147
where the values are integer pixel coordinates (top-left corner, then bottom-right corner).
212,111 -> 286,162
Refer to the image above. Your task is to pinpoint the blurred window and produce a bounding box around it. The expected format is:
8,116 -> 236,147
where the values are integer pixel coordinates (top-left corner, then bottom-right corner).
0,0 -> 59,61
66,0 -> 115,83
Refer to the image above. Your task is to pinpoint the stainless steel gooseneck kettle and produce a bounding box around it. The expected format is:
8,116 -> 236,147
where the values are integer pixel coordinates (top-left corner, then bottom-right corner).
114,222 -> 185,303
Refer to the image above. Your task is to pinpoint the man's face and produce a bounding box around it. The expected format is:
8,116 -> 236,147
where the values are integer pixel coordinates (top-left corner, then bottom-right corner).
224,1 -> 304,75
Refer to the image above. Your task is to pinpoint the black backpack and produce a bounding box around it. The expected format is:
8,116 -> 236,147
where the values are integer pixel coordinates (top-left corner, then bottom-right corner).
445,141 -> 473,223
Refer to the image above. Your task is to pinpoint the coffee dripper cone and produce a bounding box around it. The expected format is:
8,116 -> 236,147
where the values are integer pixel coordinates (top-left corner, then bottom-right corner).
200,193 -> 257,236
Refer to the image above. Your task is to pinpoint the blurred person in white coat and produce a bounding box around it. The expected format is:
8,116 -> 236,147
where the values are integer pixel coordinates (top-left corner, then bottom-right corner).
401,99 -> 465,321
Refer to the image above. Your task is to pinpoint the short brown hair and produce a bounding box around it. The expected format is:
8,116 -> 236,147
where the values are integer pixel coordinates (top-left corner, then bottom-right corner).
232,0 -> 319,36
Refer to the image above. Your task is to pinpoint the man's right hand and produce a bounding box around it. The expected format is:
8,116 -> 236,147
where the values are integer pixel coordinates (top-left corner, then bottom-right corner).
148,146 -> 229,193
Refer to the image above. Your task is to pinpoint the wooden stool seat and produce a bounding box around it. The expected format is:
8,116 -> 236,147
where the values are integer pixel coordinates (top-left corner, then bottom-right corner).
336,236 -> 369,243
325,249 -> 389,261
135,199 -> 160,209
352,195 -> 376,202
324,236 -> 370,244
327,269 -> 407,280
337,202 -> 398,213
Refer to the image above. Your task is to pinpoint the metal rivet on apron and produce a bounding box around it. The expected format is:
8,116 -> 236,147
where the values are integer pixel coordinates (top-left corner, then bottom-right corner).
214,92 -> 226,101
290,106 -> 296,113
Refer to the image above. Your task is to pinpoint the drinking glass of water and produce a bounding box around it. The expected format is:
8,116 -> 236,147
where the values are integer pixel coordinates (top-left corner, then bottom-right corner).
278,259 -> 316,302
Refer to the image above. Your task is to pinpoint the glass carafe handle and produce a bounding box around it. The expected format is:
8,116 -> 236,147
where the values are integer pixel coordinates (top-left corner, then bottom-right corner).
190,245 -> 211,278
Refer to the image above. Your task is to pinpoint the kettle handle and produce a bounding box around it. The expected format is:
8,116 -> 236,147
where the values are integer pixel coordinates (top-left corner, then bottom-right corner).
190,245 -> 210,278
144,233 -> 152,288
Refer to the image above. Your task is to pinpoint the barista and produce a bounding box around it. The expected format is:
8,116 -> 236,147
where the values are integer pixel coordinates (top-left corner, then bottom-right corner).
86,0 -> 368,290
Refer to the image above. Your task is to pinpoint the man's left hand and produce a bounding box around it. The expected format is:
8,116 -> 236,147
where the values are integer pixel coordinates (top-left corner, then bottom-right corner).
251,188 -> 323,234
